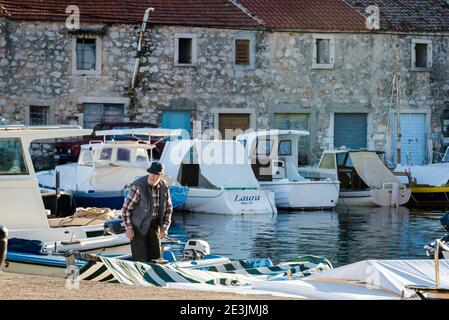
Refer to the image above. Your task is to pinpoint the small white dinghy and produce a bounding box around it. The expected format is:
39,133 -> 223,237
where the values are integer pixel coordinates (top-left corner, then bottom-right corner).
237,130 -> 339,210
159,139 -> 277,215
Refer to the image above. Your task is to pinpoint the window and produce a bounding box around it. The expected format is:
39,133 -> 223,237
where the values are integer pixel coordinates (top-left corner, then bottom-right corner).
136,148 -> 148,163
319,153 -> 336,170
278,140 -> 292,156
29,106 -> 50,126
73,37 -> 101,74
99,148 -> 113,161
0,139 -> 28,175
235,39 -> 250,65
78,149 -> 93,166
412,39 -> 432,71
83,103 -> 125,129
116,148 -> 131,162
174,34 -> 197,66
312,35 -> 335,69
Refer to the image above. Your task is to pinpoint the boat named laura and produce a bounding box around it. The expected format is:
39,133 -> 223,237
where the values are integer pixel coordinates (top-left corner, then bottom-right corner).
237,130 -> 339,210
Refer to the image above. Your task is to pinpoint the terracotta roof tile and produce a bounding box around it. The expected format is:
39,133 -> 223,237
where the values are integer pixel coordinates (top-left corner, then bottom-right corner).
238,0 -> 367,31
345,0 -> 449,32
0,0 -> 260,28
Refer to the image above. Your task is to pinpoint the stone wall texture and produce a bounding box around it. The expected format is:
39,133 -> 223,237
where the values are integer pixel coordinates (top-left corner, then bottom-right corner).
1,18 -> 449,165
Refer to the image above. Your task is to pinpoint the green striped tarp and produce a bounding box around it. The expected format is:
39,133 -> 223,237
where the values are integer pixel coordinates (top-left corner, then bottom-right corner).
78,255 -> 332,287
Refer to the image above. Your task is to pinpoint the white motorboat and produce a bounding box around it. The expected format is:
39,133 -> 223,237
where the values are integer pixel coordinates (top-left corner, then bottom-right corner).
159,139 -> 277,215
299,149 -> 411,207
36,128 -> 188,211
237,130 -> 339,210
0,126 -> 130,258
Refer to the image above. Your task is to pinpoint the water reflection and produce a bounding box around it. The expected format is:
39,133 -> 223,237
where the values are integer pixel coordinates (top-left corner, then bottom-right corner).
171,206 -> 447,267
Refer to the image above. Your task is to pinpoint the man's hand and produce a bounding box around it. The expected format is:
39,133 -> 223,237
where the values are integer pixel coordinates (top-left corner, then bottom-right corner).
126,228 -> 134,241
159,228 -> 168,239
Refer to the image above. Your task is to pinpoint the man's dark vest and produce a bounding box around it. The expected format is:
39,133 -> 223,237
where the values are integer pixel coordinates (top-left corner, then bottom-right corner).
130,176 -> 169,236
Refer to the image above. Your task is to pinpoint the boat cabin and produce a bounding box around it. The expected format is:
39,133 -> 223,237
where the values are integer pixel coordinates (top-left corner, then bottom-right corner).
236,130 -> 309,182
0,126 -> 92,230
317,149 -> 386,191
160,139 -> 260,190
77,141 -> 152,169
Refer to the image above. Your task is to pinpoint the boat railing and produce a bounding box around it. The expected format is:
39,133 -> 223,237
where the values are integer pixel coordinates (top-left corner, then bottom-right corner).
0,125 -> 83,131
89,140 -> 104,146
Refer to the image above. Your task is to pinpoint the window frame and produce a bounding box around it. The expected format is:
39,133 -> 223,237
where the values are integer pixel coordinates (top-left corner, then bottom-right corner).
278,140 -> 292,156
233,34 -> 256,70
411,39 -> 433,72
174,33 -> 198,66
312,34 -> 335,70
0,138 -> 29,176
72,35 -> 102,75
28,105 -> 50,126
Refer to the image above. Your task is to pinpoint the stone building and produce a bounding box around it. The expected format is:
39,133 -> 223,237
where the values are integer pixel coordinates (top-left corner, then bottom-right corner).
1,0 -> 449,167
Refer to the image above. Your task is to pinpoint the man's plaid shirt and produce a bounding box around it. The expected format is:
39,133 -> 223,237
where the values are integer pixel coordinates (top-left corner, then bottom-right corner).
121,181 -> 173,231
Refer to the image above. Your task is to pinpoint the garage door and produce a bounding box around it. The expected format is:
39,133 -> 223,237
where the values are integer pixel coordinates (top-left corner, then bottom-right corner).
162,111 -> 191,137
219,113 -> 250,140
83,103 -> 125,129
391,113 -> 427,165
273,113 -> 309,165
334,113 -> 367,150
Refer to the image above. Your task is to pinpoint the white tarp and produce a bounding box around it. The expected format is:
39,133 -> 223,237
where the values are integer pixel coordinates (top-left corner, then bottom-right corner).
395,164 -> 449,186
309,259 -> 449,297
350,152 -> 401,188
160,140 -> 259,188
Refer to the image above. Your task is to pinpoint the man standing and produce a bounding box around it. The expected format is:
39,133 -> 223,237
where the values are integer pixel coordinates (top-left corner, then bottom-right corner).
121,162 -> 173,262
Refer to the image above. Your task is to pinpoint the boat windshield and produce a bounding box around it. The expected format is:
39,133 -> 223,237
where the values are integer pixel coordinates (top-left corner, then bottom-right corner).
0,138 -> 28,175
117,148 -> 131,162
78,149 -> 93,166
99,148 -> 113,161
319,153 -> 337,170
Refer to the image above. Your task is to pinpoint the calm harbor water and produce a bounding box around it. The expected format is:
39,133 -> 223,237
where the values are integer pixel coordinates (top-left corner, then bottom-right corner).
170,206 -> 447,267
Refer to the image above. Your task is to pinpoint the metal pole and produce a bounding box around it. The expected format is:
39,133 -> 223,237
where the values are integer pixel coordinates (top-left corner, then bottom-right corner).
0,225 -> 8,269
55,170 -> 60,217
395,56 -> 401,165
130,7 -> 154,91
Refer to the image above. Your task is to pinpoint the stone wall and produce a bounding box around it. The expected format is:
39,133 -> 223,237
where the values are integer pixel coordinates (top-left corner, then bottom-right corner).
1,19 -> 449,165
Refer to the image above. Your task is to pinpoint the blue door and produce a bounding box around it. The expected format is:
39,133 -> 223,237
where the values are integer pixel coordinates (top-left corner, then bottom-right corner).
391,113 -> 427,165
334,113 -> 367,150
162,111 -> 191,138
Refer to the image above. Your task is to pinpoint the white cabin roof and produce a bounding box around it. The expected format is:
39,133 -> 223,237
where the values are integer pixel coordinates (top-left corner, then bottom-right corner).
96,128 -> 183,137
80,141 -> 152,150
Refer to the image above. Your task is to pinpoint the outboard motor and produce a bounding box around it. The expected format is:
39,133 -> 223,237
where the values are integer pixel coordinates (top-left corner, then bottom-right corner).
424,212 -> 449,259
0,225 -> 8,268
182,239 -> 210,261
103,218 -> 126,235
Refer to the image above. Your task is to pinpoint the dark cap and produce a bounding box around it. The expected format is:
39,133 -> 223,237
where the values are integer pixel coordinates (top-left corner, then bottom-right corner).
147,162 -> 164,174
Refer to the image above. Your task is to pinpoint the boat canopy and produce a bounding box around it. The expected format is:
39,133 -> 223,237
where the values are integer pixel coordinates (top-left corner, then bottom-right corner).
160,140 -> 259,188
309,259 -> 449,298
395,164 -> 449,186
349,152 -> 401,188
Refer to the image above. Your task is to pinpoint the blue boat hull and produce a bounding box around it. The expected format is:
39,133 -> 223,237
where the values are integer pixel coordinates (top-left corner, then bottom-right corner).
72,185 -> 189,210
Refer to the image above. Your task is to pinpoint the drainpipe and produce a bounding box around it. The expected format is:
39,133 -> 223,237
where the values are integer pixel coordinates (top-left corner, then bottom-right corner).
0,225 -> 7,269
130,7 -> 154,92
